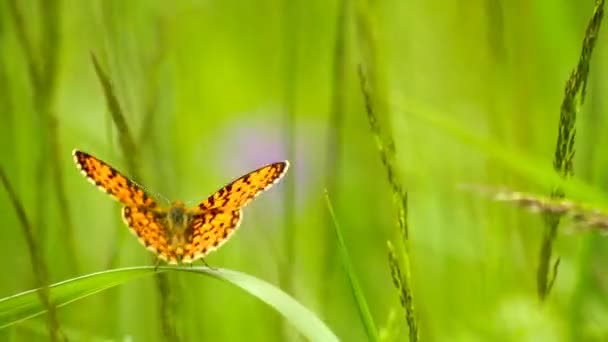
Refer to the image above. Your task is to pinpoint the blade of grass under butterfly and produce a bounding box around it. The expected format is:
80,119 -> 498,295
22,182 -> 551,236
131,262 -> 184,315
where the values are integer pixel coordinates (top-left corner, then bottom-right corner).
179,267 -> 340,342
0,267 -> 154,329
0,266 -> 339,342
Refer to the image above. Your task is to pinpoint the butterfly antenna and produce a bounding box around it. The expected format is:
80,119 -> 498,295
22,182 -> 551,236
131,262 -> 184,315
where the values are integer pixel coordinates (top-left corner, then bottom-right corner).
129,177 -> 172,205
155,192 -> 172,205
183,197 -> 201,207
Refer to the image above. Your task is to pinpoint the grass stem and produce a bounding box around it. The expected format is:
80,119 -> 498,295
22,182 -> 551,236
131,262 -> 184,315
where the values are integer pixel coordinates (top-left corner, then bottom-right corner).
91,54 -> 179,342
0,167 -> 64,342
325,190 -> 379,342
538,0 -> 604,301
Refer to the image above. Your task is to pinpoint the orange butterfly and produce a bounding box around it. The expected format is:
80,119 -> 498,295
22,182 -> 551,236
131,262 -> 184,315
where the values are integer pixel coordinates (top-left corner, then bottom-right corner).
73,150 -> 289,264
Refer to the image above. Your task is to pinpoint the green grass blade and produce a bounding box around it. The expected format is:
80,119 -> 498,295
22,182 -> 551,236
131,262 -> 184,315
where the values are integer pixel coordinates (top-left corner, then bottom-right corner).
0,266 -> 339,342
324,190 -> 380,342
180,267 -> 340,342
0,267 -> 155,329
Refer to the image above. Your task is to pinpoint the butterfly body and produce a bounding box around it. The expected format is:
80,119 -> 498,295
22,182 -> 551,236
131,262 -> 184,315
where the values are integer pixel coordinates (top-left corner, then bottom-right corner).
163,201 -> 192,234
73,150 -> 288,265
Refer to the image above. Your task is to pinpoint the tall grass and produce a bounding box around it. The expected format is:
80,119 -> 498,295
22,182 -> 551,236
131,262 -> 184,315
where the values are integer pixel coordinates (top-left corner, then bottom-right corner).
1,0 -> 608,341
354,0 -> 418,337
91,54 -> 179,341
538,0 -> 604,302
0,168 -> 63,341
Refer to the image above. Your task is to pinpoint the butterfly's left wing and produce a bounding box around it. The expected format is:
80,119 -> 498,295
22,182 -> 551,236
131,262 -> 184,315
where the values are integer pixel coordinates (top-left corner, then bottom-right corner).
73,150 -> 156,208
197,161 -> 289,211
181,209 -> 242,263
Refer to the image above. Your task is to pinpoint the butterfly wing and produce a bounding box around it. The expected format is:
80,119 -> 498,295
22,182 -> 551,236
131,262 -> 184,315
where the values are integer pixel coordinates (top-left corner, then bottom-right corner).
75,151 -> 289,264
198,161 -> 289,211
182,161 -> 288,262
181,209 -> 242,263
122,206 -> 176,264
73,150 -> 156,208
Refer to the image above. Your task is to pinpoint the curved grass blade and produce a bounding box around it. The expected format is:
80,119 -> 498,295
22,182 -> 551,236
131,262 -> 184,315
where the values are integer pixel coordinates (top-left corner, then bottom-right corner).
179,267 -> 340,342
0,266 -> 339,342
0,267 -> 155,329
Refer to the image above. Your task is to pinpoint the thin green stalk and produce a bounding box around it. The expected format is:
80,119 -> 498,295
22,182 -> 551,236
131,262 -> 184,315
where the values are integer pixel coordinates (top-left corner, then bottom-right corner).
387,242 -> 416,340
357,66 -> 418,341
91,54 -> 179,342
40,0 -> 81,275
138,20 -> 166,148
321,0 -> 348,312
484,0 -> 507,62
280,0 -> 298,292
6,0 -> 41,92
0,167 -> 63,342
8,0 -> 79,275
378,308 -> 401,342
279,1 -> 299,339
0,42 -> 13,162
327,0 -> 348,204
324,191 -> 379,342
90,54 -> 138,174
538,0 -> 604,301
91,53 -> 138,269
355,2 -> 419,332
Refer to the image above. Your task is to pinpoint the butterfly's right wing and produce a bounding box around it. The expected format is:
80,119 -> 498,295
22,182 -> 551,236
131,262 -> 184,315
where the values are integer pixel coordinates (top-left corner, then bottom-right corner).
197,161 -> 289,211
183,162 -> 288,263
181,208 -> 242,263
73,150 -> 156,208
122,206 -> 176,264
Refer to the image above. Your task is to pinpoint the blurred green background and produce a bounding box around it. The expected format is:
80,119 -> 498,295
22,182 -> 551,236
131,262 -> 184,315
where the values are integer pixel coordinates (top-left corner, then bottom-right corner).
1,0 -> 608,341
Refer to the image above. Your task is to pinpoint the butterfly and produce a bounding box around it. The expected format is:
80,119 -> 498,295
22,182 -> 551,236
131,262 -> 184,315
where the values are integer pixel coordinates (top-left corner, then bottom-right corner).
73,150 -> 289,264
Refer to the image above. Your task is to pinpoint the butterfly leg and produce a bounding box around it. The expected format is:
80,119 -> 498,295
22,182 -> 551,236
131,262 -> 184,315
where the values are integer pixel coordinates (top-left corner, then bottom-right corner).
154,258 -> 162,272
200,258 -> 217,271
